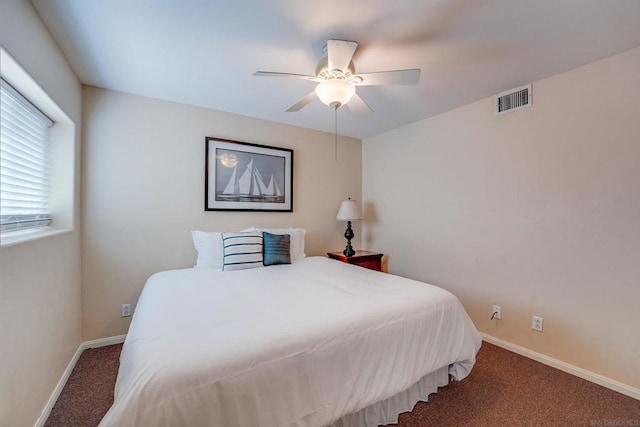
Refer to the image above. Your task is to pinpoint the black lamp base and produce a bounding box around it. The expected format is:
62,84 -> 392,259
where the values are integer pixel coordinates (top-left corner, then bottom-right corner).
343,220 -> 355,257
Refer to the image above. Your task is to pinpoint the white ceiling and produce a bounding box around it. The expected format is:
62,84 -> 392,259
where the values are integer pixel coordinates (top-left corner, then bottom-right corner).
32,0 -> 640,139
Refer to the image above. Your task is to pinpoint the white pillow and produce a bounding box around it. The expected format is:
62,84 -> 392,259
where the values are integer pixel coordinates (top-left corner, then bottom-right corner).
191,230 -> 223,268
244,227 -> 306,261
222,232 -> 264,271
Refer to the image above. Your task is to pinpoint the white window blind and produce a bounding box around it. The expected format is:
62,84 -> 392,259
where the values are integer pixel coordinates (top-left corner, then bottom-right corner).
0,78 -> 53,232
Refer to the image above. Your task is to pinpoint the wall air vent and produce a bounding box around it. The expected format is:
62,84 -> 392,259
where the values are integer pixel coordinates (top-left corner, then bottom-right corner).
495,84 -> 532,115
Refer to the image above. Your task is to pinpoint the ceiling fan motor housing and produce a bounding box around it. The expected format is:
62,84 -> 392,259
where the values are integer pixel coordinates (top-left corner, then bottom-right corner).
315,56 -> 356,80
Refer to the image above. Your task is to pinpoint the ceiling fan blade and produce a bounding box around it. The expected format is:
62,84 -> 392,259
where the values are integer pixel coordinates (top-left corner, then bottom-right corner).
327,39 -> 358,72
346,92 -> 373,117
254,71 -> 320,82
354,69 -> 421,86
286,91 -> 317,112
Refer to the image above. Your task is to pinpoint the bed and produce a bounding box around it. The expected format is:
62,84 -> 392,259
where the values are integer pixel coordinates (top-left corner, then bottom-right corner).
100,256 -> 481,426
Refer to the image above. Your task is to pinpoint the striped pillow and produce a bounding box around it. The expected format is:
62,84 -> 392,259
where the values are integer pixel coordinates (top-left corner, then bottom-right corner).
222,232 -> 263,271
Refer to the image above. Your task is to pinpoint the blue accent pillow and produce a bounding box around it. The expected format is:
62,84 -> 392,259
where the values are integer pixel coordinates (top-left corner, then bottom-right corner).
263,232 -> 291,266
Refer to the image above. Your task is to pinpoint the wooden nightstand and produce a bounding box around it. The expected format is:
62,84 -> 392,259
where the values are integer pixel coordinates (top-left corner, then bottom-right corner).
327,250 -> 383,272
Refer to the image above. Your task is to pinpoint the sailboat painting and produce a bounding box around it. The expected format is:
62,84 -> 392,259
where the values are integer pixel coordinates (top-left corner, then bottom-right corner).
205,137 -> 293,212
216,150 -> 285,203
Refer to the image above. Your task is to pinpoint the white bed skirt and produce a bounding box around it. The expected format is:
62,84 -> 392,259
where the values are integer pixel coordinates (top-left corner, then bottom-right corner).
330,365 -> 450,427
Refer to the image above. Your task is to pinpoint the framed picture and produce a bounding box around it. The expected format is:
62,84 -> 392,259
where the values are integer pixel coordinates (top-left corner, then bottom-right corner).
205,137 -> 293,212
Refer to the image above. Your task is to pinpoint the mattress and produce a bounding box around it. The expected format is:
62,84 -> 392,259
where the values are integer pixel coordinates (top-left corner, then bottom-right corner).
100,256 -> 481,426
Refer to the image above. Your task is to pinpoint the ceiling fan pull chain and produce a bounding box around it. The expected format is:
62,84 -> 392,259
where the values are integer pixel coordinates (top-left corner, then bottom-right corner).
334,106 -> 338,162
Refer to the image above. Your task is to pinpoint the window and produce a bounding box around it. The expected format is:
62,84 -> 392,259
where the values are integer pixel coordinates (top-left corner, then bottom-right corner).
1,47 -> 75,247
1,78 -> 54,233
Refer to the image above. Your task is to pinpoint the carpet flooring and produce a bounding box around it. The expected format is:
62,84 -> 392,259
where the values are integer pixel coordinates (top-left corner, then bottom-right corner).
44,341 -> 640,426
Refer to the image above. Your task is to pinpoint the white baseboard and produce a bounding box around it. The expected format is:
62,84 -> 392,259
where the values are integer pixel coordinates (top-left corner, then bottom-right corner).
83,334 -> 127,349
35,335 -> 126,427
481,333 -> 640,401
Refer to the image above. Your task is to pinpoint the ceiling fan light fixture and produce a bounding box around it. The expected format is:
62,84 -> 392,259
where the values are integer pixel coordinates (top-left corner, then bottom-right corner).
315,79 -> 355,109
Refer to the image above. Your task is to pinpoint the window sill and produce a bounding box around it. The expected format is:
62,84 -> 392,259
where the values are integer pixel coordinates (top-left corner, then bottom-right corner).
0,227 -> 71,248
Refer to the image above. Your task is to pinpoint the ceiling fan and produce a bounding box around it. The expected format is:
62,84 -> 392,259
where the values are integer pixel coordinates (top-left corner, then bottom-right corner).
254,39 -> 421,117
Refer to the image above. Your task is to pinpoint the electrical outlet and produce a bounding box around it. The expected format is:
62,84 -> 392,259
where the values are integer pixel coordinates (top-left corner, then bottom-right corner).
532,315 -> 543,332
122,303 -> 132,317
492,305 -> 502,320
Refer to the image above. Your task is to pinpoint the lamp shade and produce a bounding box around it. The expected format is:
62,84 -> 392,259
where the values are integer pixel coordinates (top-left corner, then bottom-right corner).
315,80 -> 356,108
336,198 -> 363,221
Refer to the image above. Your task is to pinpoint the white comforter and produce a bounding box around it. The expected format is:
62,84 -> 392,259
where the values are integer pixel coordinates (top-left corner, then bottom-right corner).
100,257 -> 481,427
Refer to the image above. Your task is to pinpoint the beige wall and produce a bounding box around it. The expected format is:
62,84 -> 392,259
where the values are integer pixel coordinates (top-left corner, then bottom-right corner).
0,1 -> 83,426
82,87 -> 362,340
363,47 -> 640,390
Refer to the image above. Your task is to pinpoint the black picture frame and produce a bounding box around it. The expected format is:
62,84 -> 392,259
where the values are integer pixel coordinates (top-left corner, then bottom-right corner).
205,137 -> 293,212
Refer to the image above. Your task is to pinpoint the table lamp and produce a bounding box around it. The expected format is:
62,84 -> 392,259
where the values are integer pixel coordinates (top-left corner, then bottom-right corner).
336,198 -> 363,257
